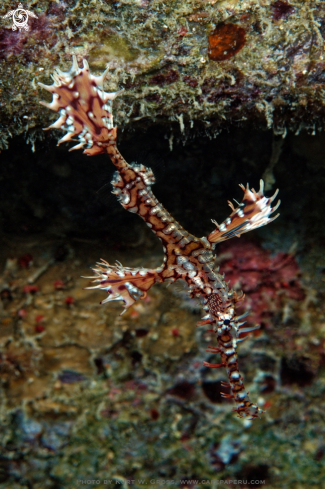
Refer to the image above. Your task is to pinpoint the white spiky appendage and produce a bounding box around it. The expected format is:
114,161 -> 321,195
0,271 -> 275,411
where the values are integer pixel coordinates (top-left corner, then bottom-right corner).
85,259 -> 158,312
208,180 -> 280,244
39,56 -> 124,155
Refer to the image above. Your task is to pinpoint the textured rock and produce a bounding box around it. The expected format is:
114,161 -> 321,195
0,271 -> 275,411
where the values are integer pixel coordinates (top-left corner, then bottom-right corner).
1,126 -> 325,487
1,2 -> 325,483
1,0 -> 325,148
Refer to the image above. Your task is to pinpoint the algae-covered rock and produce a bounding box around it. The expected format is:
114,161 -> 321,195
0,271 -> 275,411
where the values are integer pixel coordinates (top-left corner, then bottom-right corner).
1,2 -> 325,486
1,125 -> 325,487
1,0 -> 325,148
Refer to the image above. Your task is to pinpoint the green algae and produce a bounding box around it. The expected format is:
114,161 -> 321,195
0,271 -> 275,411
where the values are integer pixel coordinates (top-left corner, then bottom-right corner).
89,34 -> 141,68
1,0 -> 325,147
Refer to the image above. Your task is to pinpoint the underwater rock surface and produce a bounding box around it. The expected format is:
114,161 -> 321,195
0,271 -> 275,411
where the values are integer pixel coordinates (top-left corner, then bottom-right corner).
1,0 -> 325,485
1,126 -> 325,487
1,0 -> 325,148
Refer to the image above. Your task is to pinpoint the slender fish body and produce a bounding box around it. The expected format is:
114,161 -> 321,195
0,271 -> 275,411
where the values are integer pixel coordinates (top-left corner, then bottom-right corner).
39,57 -> 280,419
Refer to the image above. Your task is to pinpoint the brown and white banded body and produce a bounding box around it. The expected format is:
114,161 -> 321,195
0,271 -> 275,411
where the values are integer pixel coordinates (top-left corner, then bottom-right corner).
39,57 -> 280,419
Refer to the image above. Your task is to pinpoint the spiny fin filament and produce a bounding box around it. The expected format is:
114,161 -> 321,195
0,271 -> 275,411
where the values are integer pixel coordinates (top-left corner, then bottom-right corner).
203,361 -> 225,369
86,259 -> 158,309
208,180 -> 280,243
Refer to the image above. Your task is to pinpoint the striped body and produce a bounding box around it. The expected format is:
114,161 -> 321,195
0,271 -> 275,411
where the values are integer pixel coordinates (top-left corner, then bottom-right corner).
40,57 -> 280,419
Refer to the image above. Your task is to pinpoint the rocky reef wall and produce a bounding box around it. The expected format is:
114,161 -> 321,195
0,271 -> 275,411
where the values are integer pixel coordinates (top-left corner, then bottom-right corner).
1,1 -> 325,486
1,0 -> 325,148
1,127 -> 325,487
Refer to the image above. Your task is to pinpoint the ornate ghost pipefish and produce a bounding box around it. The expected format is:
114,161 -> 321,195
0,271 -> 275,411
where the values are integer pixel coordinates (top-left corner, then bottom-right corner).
39,56 -> 280,419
